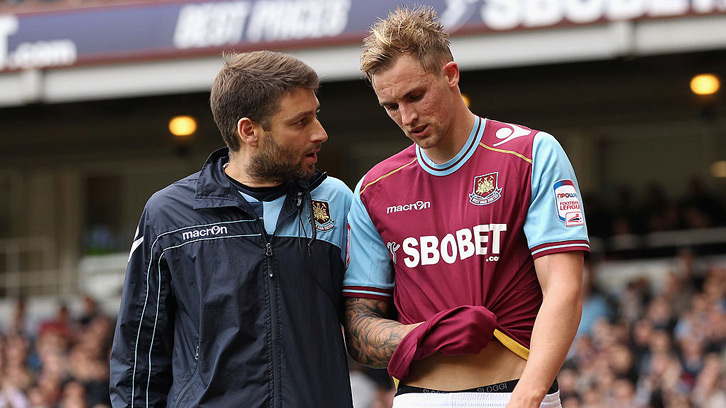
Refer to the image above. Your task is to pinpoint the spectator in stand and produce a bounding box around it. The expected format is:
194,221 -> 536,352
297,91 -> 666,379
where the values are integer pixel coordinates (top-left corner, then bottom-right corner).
4,334 -> 34,392
618,279 -> 649,327
636,182 -> 680,233
609,185 -> 639,237
557,362 -> 579,401
678,334 -> 706,386
77,295 -> 100,328
58,380 -> 86,408
0,381 -> 30,408
26,385 -> 50,408
681,176 -> 725,229
644,295 -> 678,332
561,394 -> 581,408
675,293 -> 711,345
34,327 -> 69,407
37,303 -> 73,344
611,376 -> 638,408
692,352 -> 726,408
1,334 -> 30,407
583,192 -> 612,238
662,270 -> 698,316
607,343 -> 638,384
578,265 -> 615,338
589,178 -> 726,242
7,298 -> 30,337
580,384 -> 605,407
636,350 -> 685,407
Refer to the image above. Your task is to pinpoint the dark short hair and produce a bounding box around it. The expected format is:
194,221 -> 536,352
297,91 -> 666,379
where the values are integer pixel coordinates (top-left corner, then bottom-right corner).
210,51 -> 320,151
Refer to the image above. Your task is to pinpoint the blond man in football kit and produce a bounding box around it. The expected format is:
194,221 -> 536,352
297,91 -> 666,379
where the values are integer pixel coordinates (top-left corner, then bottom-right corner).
343,6 -> 589,408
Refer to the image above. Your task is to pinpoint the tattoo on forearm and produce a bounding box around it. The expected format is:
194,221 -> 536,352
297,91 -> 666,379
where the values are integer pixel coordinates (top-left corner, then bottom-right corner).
343,298 -> 410,369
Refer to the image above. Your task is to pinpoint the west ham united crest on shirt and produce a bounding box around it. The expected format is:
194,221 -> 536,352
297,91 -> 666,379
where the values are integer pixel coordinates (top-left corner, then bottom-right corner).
311,200 -> 335,231
470,172 -> 502,206
343,117 -> 590,352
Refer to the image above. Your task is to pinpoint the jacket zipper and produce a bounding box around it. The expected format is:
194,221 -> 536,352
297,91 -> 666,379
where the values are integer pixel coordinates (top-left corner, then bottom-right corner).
263,193 -> 305,408
265,241 -> 282,408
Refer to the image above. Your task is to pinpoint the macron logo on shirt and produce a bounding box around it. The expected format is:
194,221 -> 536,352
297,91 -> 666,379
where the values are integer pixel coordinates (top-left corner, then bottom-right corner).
386,200 -> 431,214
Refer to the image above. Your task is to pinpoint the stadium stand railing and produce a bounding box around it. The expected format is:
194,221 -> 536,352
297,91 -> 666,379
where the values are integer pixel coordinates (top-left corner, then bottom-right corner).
0,236 -> 75,297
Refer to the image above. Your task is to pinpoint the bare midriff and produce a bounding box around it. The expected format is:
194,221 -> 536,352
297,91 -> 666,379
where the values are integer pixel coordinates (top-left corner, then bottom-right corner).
401,339 -> 527,391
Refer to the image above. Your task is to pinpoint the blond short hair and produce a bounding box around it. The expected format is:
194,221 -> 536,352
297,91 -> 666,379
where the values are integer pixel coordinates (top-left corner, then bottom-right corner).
360,5 -> 453,83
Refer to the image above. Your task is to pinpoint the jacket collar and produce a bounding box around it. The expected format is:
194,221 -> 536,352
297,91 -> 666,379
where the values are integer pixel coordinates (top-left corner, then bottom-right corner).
193,147 -> 327,210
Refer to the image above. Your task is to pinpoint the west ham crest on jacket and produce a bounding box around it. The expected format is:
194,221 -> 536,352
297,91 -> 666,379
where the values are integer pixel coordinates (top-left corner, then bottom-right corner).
311,200 -> 334,231
469,172 -> 503,206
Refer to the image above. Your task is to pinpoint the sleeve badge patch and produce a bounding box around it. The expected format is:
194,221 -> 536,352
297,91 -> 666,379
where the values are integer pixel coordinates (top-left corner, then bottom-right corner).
553,180 -> 584,227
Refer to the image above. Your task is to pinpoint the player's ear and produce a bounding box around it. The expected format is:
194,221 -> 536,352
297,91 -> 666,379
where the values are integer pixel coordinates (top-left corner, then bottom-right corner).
442,61 -> 460,87
237,117 -> 260,148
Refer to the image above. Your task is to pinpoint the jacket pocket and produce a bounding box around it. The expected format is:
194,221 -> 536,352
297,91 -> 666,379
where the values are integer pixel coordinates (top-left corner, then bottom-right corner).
171,365 -> 203,408
171,341 -> 203,408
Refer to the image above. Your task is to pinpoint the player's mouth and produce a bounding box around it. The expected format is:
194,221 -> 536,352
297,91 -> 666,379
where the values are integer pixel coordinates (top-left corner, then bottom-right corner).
304,148 -> 320,163
409,125 -> 428,138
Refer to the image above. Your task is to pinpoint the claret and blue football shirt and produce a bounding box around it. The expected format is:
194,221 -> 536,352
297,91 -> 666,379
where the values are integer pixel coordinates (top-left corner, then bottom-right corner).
343,117 -> 590,357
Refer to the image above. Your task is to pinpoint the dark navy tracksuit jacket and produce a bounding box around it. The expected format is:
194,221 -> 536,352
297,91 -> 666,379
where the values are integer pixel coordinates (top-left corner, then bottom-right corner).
110,148 -> 354,408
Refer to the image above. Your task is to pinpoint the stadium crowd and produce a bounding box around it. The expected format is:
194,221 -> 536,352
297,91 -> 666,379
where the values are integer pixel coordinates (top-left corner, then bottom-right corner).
585,178 -> 725,241
562,251 -> 726,408
0,296 -> 113,408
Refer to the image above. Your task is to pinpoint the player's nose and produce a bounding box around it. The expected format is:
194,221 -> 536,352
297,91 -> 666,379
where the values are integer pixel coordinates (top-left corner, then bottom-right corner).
311,119 -> 328,143
400,104 -> 418,127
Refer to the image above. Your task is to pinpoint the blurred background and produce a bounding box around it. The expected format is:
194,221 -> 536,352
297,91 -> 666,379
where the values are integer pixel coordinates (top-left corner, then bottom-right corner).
0,0 -> 725,407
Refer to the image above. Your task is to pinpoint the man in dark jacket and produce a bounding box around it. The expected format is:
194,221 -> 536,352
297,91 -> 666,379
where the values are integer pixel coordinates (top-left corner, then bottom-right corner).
110,51 -> 354,408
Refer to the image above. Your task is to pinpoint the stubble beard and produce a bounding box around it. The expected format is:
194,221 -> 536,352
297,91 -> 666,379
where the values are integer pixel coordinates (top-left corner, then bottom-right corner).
407,127 -> 440,151
247,132 -> 311,183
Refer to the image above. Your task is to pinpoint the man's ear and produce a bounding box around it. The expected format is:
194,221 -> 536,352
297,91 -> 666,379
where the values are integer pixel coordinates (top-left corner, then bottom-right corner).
237,117 -> 259,148
442,61 -> 460,87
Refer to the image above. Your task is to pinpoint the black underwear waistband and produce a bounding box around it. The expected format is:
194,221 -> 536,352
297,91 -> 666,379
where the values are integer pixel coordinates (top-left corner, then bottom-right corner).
396,378 -> 558,396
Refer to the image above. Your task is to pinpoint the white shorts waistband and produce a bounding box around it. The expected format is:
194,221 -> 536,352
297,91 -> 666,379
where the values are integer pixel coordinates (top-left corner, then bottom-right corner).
392,389 -> 561,408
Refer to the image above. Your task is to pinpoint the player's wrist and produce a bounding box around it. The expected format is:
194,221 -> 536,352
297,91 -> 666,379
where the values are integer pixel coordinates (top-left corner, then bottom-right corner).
507,389 -> 546,408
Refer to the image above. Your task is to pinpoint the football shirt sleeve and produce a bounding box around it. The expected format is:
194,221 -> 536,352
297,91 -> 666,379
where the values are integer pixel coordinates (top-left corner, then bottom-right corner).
342,178 -> 394,301
318,176 -> 354,265
524,132 -> 590,259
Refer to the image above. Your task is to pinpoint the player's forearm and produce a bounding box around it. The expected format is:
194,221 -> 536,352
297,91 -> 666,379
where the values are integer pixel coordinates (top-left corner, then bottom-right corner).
509,276 -> 583,407
343,297 -> 419,369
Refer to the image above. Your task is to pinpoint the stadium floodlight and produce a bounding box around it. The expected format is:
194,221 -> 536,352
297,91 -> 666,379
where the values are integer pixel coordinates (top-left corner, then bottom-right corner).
169,115 -> 197,137
690,74 -> 720,96
711,161 -> 726,178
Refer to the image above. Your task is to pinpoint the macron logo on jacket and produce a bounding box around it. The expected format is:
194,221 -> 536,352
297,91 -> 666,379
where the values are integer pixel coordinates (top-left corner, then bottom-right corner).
181,225 -> 228,240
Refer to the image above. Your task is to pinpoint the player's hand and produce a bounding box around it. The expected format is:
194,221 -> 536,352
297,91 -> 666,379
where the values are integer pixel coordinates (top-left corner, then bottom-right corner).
388,305 -> 497,379
421,305 -> 497,356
